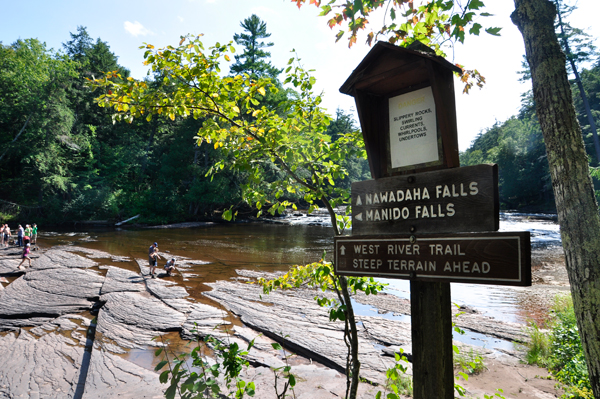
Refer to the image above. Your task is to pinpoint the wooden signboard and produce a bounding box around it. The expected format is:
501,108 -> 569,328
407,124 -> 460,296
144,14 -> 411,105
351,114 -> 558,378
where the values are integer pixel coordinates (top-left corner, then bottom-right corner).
339,42 -> 463,178
352,164 -> 499,235
339,42 -> 532,399
334,231 -> 531,286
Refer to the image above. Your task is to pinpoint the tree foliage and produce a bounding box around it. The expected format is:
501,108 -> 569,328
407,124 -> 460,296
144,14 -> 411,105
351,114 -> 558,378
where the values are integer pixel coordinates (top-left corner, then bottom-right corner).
89,34 -> 365,227
230,14 -> 281,79
463,58 -> 600,211
0,29 -> 244,224
291,0 -> 502,92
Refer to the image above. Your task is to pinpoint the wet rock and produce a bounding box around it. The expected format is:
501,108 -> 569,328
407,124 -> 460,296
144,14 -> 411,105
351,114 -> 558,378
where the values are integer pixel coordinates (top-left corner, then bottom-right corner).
459,304 -> 479,314
456,312 -> 529,343
56,245 -> 131,262
99,266 -> 145,294
203,278 -> 397,384
33,249 -> 98,270
82,349 -> 165,399
96,291 -> 187,349
181,302 -> 230,341
353,291 -> 411,315
353,289 -> 528,343
29,314 -> 92,338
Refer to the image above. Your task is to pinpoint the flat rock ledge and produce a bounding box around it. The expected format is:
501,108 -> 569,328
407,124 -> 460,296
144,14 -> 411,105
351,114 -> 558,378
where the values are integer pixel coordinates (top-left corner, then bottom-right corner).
0,247 -> 379,398
0,245 -> 533,398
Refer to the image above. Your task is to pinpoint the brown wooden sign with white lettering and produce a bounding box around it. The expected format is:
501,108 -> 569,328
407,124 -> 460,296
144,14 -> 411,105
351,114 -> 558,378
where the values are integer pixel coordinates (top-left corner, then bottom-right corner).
351,164 -> 499,235
334,231 -> 531,286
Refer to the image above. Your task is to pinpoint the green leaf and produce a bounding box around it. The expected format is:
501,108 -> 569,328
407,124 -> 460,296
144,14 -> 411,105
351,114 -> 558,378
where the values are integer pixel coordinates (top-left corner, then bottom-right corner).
159,369 -> 171,384
246,381 -> 256,395
468,0 -> 485,10
485,27 -> 502,36
165,383 -> 177,399
271,343 -> 283,350
469,23 -> 482,35
155,360 -> 168,371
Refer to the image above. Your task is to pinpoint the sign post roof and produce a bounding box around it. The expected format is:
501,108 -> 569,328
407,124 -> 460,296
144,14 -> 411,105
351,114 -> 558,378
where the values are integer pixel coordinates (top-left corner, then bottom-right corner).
340,42 -> 463,178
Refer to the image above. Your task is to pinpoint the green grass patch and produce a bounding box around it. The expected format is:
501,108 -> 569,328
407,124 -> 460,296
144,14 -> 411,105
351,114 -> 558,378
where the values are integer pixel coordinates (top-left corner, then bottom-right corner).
524,294 -> 592,399
454,348 -> 486,375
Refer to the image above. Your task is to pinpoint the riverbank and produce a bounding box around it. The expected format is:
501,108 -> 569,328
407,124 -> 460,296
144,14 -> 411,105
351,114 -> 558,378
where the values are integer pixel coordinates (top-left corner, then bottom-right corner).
0,230 -> 569,398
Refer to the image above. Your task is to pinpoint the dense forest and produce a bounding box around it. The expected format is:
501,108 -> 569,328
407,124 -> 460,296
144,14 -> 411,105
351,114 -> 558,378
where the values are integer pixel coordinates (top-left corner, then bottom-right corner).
0,20 -> 369,225
461,4 -> 599,213
1,10 -> 598,224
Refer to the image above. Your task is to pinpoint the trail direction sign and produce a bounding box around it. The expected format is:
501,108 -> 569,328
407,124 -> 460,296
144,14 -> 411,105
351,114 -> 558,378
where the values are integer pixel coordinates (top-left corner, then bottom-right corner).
334,232 -> 531,286
352,164 -> 499,235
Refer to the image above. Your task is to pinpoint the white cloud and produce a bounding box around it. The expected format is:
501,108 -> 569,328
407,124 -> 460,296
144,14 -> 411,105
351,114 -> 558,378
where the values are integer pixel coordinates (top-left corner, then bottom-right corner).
124,21 -> 153,37
177,16 -> 184,23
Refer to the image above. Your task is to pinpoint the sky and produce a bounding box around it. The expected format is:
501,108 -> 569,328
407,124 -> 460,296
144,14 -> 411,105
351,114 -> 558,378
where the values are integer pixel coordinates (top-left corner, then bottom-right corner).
2,0 -> 599,151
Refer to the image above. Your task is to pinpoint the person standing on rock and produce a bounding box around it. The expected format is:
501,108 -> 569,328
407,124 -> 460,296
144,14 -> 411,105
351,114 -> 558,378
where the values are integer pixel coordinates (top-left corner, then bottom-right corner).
17,241 -> 31,269
1,224 -> 6,247
31,224 -> 38,248
4,225 -> 10,247
149,247 -> 161,278
16,225 -> 24,247
148,242 -> 159,277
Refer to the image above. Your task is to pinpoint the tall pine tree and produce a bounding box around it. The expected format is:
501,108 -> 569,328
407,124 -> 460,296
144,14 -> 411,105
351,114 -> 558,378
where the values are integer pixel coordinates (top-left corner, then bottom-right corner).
230,15 -> 281,79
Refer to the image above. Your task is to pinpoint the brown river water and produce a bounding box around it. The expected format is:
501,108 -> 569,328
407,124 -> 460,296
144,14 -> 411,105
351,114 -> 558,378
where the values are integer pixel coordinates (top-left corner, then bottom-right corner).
33,214 -> 563,367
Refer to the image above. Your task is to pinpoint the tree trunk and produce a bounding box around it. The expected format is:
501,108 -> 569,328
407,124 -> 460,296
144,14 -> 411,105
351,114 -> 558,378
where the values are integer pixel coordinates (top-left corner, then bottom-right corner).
512,1 -> 600,396
338,276 -> 360,399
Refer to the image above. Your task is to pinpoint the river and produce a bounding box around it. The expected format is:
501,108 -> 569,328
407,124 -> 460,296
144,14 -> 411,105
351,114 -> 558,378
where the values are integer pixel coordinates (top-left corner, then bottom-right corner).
37,212 -> 564,356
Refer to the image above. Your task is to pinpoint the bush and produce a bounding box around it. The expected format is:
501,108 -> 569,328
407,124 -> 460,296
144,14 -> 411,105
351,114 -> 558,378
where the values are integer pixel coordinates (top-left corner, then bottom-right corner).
524,321 -> 551,367
524,294 -> 592,398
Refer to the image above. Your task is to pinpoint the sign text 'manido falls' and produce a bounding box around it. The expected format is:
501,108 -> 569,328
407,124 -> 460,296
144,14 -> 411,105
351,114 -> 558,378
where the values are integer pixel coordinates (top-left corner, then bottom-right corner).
334,232 -> 531,286
351,164 -> 499,235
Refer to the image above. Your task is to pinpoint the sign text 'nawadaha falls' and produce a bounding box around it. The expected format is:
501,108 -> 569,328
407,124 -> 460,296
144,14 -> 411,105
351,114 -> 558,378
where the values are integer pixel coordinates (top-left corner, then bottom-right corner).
351,164 -> 499,235
334,232 -> 531,286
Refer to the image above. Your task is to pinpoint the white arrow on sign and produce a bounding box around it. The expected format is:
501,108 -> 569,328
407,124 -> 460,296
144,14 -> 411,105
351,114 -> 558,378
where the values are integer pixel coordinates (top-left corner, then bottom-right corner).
340,245 -> 346,255
355,213 -> 363,221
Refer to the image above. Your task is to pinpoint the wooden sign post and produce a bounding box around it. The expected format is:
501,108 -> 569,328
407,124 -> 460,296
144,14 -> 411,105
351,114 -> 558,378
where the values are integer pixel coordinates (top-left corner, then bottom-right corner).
339,42 -> 532,398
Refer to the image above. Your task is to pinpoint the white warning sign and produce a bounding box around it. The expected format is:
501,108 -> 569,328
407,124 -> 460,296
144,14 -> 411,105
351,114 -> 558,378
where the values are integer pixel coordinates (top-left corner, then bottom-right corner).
389,86 -> 439,169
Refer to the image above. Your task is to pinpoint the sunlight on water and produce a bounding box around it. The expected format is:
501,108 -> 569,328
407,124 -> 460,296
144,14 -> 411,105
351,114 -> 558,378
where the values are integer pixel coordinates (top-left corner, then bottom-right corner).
378,212 -> 561,324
